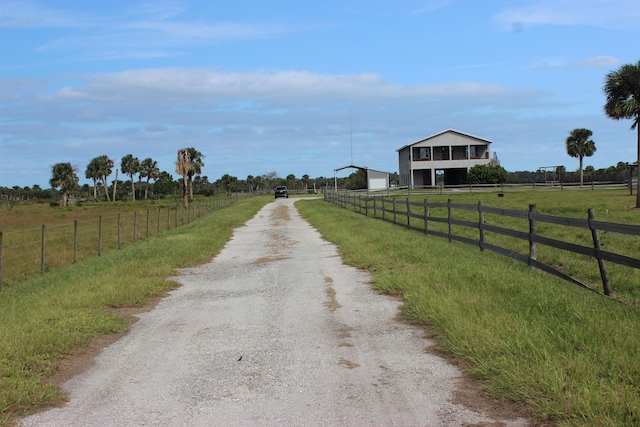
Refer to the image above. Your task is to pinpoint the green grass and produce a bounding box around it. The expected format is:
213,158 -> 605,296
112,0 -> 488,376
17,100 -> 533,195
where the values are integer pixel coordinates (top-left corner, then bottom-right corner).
0,196 -> 239,286
342,188 -> 640,303
0,195 -> 270,425
296,196 -> 640,427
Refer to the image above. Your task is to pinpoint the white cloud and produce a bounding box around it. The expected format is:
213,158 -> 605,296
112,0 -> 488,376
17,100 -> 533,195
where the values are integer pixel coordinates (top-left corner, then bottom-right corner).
49,68 -> 536,108
569,56 -> 620,69
2,1 -> 296,62
531,55 -> 620,70
0,1 -> 102,28
494,0 -> 640,30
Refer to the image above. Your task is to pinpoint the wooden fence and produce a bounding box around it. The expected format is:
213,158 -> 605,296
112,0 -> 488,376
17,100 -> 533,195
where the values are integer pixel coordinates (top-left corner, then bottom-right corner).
0,195 -> 249,289
325,191 -> 640,298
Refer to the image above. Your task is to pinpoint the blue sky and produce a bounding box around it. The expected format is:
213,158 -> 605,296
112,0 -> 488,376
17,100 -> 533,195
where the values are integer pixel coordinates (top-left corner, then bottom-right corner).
1,0 -> 639,188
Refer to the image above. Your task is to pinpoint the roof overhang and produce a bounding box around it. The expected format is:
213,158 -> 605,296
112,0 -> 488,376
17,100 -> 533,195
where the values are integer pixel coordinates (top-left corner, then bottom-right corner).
396,128 -> 493,152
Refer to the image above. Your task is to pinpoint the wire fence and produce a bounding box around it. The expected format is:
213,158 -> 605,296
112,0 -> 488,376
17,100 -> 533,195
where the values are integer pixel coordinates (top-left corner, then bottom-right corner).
0,194 -> 251,289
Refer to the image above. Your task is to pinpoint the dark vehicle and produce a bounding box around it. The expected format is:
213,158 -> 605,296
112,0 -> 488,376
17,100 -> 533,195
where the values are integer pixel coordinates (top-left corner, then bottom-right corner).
274,186 -> 289,198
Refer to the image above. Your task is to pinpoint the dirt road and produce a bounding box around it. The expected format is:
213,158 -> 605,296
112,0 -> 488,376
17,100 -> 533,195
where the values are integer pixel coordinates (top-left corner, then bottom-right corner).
20,199 -> 528,426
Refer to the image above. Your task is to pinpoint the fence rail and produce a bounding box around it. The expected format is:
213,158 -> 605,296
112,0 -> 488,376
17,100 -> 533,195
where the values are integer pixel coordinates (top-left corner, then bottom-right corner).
325,191 -> 640,298
0,195 -> 249,289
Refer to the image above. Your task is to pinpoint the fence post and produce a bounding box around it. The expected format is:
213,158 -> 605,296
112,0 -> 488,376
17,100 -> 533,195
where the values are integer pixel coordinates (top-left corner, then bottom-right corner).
406,198 -> 410,229
134,212 -> 138,242
0,231 -> 3,290
41,224 -> 46,275
423,199 -> 429,235
478,200 -> 485,252
175,207 -> 178,228
157,208 -> 161,234
528,204 -> 537,269
117,213 -> 121,249
146,210 -> 150,238
382,197 -> 386,221
167,208 -> 171,230
373,197 -> 377,218
393,198 -> 397,224
447,199 -> 452,242
588,208 -> 611,296
98,216 -> 103,256
74,220 -> 78,263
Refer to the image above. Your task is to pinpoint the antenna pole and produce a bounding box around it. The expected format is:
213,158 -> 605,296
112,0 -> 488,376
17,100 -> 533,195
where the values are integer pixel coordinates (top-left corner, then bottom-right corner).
350,109 -> 353,164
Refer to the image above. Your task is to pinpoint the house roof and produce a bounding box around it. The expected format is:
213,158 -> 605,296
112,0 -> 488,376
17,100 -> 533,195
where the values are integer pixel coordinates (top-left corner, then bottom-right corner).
396,129 -> 493,152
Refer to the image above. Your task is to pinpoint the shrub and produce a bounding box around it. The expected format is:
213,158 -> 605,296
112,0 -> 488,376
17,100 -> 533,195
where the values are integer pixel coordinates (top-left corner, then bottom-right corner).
467,164 -> 508,184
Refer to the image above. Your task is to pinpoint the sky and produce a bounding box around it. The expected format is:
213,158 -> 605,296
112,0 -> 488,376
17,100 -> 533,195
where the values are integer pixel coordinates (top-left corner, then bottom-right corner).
1,0 -> 639,188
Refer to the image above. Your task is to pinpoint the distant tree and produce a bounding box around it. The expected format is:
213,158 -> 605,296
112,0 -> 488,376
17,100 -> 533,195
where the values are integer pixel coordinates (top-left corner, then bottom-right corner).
263,172 -> 279,189
603,60 -> 640,207
246,175 -> 255,192
176,149 -> 192,208
253,175 -> 264,192
121,154 -> 140,202
565,128 -> 596,186
185,147 -> 204,201
85,158 -> 100,198
345,169 -> 367,190
302,174 -> 309,192
154,171 -> 176,196
467,164 -> 507,185
86,155 -> 113,201
217,174 -> 239,194
50,162 -> 79,207
584,165 -> 595,181
139,158 -> 160,200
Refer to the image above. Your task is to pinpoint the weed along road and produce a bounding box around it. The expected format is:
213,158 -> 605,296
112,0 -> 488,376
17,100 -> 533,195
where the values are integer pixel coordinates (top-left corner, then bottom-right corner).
20,198 -> 529,427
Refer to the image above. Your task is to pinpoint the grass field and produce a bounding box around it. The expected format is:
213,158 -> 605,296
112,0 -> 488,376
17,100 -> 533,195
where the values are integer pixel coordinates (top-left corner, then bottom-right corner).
297,189 -> 640,427
332,188 -> 640,304
0,196 -> 240,286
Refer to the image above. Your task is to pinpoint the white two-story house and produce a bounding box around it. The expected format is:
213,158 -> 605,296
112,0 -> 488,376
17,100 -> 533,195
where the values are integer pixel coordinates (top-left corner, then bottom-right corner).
397,129 -> 497,188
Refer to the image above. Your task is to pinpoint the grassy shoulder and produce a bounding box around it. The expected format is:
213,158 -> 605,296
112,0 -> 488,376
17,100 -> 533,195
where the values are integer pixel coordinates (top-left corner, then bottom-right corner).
296,198 -> 640,427
0,195 -> 270,425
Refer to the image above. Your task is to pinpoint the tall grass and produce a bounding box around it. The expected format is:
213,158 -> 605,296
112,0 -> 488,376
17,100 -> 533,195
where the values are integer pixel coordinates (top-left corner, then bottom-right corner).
0,196 -> 270,425
297,197 -> 640,427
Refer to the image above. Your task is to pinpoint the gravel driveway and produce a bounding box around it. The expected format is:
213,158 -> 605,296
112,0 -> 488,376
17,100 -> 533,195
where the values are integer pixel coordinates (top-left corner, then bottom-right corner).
20,198 -> 528,426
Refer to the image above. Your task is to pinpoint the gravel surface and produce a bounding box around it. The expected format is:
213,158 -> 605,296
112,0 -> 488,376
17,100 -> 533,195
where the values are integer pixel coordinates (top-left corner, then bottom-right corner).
20,199 -> 529,427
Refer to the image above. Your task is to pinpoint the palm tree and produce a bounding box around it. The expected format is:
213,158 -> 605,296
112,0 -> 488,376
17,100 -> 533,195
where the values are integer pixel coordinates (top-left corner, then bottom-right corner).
176,148 -> 192,208
121,154 -> 140,202
99,155 -> 114,202
85,158 -> 101,199
185,147 -> 204,201
85,155 -> 113,200
302,174 -> 310,192
565,128 -> 596,186
139,157 -> 160,200
50,162 -> 79,207
604,60 -> 640,207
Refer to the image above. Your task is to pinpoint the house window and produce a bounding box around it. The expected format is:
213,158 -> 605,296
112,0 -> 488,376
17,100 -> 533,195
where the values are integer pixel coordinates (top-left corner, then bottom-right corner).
419,147 -> 430,160
434,146 -> 450,160
470,145 -> 487,159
